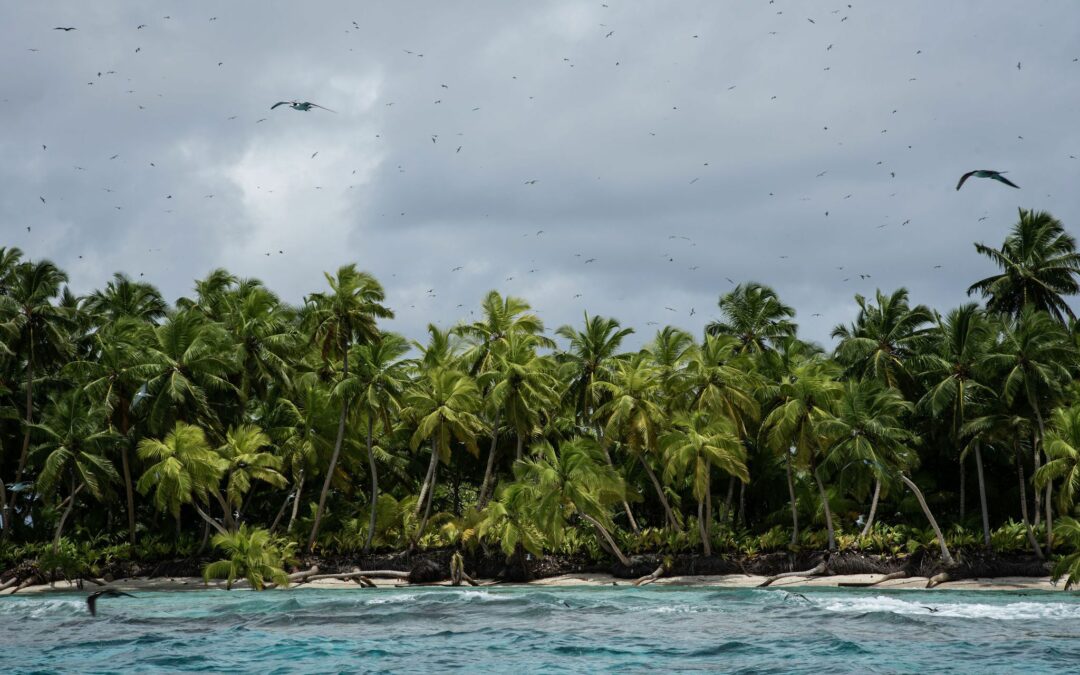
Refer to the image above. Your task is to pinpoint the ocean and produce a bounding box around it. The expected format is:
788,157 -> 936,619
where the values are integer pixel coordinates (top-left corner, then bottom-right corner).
2,586 -> 1078,673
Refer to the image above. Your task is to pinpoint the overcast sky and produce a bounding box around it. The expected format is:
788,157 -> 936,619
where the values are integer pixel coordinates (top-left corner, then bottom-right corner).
3,1 -> 1079,347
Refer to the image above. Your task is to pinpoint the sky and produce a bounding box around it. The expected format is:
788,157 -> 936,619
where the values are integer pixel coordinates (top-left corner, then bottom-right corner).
3,1 -> 1079,348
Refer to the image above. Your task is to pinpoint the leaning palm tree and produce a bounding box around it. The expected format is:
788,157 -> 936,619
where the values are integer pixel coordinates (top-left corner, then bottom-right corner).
34,393 -> 120,552
136,422 -> 229,535
918,304 -> 995,546
595,356 -> 681,531
337,332 -> 412,552
968,209 -> 1080,322
304,265 -> 392,551
661,411 -> 748,555
706,282 -> 797,354
403,367 -> 483,545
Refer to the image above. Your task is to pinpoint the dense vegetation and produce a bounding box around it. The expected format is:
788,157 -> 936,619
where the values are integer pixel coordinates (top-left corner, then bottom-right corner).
3,208 -> 1080,589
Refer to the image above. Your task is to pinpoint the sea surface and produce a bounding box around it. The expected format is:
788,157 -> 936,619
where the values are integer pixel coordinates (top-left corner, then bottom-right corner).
2,585 -> 1079,673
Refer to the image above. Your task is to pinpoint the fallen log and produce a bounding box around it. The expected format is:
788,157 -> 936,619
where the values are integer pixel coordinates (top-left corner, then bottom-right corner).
633,565 -> 666,587
288,566 -> 319,581
838,571 -> 909,588
304,570 -> 411,582
0,577 -> 19,592
758,561 -> 829,588
926,571 -> 952,589
8,576 -> 40,595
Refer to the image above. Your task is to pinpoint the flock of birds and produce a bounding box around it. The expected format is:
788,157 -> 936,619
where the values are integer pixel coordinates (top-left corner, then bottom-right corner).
11,3 -> 1070,347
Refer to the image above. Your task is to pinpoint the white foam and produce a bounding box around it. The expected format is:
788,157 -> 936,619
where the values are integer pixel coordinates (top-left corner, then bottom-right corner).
815,594 -> 1080,620
0,598 -> 84,618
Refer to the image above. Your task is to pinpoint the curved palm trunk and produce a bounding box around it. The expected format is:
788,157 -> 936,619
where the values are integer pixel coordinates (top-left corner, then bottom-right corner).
860,478 -> 881,538
959,455 -> 966,521
1015,448 -> 1044,560
602,445 -> 639,533
975,443 -> 991,549
52,478 -> 84,554
269,491 -> 291,533
1046,482 -> 1054,552
414,439 -> 440,518
413,442 -> 441,546
13,356 -> 35,516
812,466 -> 836,551
477,412 -> 501,509
193,503 -> 230,536
581,513 -> 631,567
1030,394 -> 1046,527
640,455 -> 680,531
899,473 -> 954,566
785,456 -> 799,544
308,349 -> 350,552
286,470 -> 305,532
705,477 -> 713,555
364,417 -> 378,554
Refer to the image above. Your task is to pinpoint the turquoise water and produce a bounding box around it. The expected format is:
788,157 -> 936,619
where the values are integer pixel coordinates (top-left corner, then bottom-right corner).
3,586 -> 1079,673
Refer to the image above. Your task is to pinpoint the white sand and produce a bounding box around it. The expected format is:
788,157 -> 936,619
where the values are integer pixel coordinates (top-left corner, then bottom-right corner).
2,572 -> 1060,595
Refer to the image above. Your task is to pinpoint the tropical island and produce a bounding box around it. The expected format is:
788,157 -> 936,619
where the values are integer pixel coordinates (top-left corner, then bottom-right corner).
2,209 -> 1080,594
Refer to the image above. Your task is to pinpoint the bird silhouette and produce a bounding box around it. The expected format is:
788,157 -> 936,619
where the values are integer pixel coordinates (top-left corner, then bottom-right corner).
956,170 -> 1019,190
271,101 -> 335,112
87,589 -> 135,616
54,26 -> 77,31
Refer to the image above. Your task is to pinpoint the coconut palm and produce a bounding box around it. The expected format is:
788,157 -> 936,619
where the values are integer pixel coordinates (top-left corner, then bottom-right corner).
136,422 -> 229,534
662,412 -> 748,555
216,424 -> 286,519
595,356 -> 681,530
706,282 -> 797,354
218,281 -> 298,406
832,288 -> 934,392
33,393 -> 119,552
457,290 -> 551,375
337,332 -> 412,552
203,524 -> 292,590
968,209 -> 1080,322
81,272 -> 167,324
0,260 -> 74,507
760,346 -> 842,549
918,304 -> 995,546
556,313 -> 634,424
403,368 -> 483,545
1035,406 -> 1080,516
304,265 -> 392,551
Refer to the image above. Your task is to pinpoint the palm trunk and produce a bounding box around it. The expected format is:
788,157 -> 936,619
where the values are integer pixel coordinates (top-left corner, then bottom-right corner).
516,433 -> 524,461
52,479 -> 84,554
603,445 -> 638,533
812,466 -> 836,551
860,478 -> 881,538
899,473 -> 954,566
269,491 -> 291,533
14,355 -> 34,498
640,455 -> 680,531
1030,393 -> 1046,528
119,404 -> 137,546
286,471 -> 305,532
959,455 -> 966,521
785,455 -> 799,544
1045,481 -> 1054,553
0,479 -> 8,539
211,488 -> 236,532
477,411 -> 501,509
737,480 -> 746,526
581,513 -> 631,567
308,348 -> 350,551
364,417 -> 379,554
975,443 -> 991,549
193,503 -> 230,536
414,439 -> 440,518
413,445 -> 440,546
705,477 -> 713,554
724,476 -> 736,525
1015,448 -> 1044,559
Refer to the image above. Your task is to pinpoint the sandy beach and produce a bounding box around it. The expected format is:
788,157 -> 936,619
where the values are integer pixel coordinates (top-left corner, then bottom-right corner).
2,573 -> 1060,595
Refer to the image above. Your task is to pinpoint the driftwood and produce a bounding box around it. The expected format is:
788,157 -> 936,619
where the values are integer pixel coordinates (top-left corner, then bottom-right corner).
926,571 -> 952,588
7,576 -> 40,595
633,565 -> 666,587
838,571 -> 910,588
758,561 -> 829,587
0,577 -> 19,592
302,570 -> 411,583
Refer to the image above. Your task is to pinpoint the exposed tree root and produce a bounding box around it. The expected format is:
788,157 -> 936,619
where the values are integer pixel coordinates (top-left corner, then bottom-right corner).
758,561 -> 829,587
633,565 -> 666,587
926,571 -> 952,588
838,571 -> 909,588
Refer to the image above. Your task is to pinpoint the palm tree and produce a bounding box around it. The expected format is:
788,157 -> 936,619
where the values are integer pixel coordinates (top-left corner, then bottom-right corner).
136,422 -> 229,535
968,209 -> 1080,322
982,307 -> 1073,540
457,290 -> 550,375
706,282 -> 797,354
403,368 -> 483,545
644,326 -> 695,405
203,524 -> 291,590
515,438 -> 633,566
760,346 -> 842,549
595,356 -> 681,530
662,412 -> 748,555
34,393 -> 119,552
218,281 -> 298,406
305,265 -> 392,551
556,313 -> 634,425
82,273 -> 167,324
1035,406 -> 1080,520
832,288 -> 933,393
918,304 -> 994,546
217,424 -> 286,521
0,260 -> 74,509
338,332 -> 412,552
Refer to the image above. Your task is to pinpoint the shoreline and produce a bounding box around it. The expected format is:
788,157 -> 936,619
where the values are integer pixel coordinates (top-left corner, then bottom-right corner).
2,573 -> 1060,595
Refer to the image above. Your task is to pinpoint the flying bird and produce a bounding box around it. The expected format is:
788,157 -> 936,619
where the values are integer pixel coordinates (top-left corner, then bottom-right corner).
87,589 -> 135,616
271,101 -> 336,112
54,26 -> 77,31
956,170 -> 1019,190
